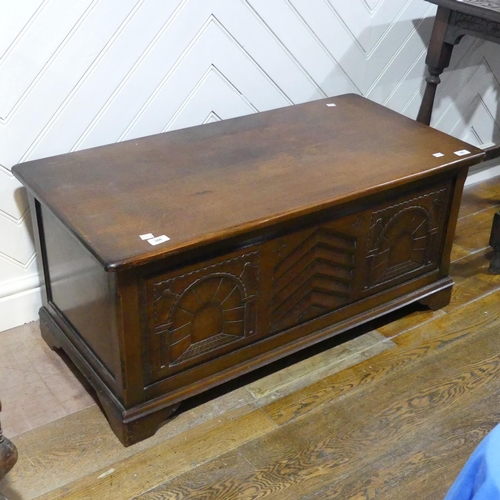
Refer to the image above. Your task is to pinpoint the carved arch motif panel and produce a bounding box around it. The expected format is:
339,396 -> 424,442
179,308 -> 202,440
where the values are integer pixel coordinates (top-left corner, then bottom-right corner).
146,251 -> 259,379
366,187 -> 449,289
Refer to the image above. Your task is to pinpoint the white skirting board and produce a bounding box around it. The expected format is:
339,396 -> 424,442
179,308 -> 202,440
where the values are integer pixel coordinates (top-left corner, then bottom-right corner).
0,274 -> 41,333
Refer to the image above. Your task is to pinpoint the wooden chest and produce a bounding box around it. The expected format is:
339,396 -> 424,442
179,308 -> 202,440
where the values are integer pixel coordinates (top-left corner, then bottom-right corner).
13,95 -> 484,446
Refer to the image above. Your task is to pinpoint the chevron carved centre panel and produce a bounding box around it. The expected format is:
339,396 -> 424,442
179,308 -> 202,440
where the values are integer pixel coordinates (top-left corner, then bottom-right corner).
148,251 -> 259,375
270,227 -> 356,333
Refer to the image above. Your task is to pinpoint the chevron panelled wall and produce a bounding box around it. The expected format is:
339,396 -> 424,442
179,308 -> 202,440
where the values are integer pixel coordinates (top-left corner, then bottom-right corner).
1,0 -> 499,332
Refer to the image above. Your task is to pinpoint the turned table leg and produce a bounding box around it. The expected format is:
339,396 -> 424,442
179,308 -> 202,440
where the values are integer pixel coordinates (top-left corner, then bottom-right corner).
0,402 -> 18,499
417,7 -> 455,125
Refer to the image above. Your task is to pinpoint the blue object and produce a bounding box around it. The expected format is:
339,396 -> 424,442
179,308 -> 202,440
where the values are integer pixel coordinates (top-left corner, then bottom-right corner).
445,423 -> 500,500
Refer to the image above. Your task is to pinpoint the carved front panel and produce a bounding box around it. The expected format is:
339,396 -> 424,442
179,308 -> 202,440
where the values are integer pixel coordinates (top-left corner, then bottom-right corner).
270,225 -> 357,333
145,250 -> 259,379
365,187 -> 449,290
143,181 -> 454,382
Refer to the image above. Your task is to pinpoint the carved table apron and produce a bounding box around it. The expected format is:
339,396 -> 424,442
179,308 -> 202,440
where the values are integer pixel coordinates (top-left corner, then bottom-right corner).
13,94 -> 484,446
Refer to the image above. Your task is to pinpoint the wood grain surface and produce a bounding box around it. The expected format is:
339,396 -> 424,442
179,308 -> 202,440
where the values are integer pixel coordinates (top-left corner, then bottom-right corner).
12,95 -> 483,269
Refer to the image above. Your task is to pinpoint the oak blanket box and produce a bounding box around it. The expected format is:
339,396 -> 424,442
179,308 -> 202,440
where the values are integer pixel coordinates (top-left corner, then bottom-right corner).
13,94 -> 484,446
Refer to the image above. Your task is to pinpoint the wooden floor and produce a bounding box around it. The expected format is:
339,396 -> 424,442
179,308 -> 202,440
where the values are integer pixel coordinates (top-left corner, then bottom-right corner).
3,176 -> 500,499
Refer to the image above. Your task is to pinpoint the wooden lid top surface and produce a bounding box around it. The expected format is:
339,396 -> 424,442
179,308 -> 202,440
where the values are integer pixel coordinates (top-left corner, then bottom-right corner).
13,94 -> 484,270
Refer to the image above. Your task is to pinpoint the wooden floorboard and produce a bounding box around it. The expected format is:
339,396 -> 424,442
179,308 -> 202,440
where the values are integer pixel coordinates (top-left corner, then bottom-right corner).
261,288 -> 500,427
458,176 -> 500,218
245,331 -> 394,406
138,290 -> 500,499
2,176 -> 500,499
454,205 -> 498,255
3,387 -> 257,499
444,248 -> 497,312
36,406 -> 277,500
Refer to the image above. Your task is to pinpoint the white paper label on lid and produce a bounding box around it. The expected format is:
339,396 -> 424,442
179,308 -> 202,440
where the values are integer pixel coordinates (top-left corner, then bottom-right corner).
326,103 -> 336,107
454,149 -> 471,156
140,233 -> 154,240
433,152 -> 445,158
148,235 -> 170,246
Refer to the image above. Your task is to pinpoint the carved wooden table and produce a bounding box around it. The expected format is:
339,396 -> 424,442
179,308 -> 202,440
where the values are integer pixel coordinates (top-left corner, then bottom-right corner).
418,0 -> 500,128
13,95 -> 484,446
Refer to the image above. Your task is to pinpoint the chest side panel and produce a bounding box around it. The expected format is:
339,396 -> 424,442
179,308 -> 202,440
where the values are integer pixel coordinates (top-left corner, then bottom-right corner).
39,205 -> 120,390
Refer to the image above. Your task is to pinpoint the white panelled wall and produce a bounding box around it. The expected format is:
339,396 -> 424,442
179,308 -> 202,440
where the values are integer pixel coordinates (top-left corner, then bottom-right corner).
1,0 -> 499,332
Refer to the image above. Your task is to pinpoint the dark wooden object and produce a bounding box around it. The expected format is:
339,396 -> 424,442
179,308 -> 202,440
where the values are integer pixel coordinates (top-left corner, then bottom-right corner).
417,0 -> 500,126
13,95 -> 484,446
489,211 -> 500,272
0,402 -> 18,498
